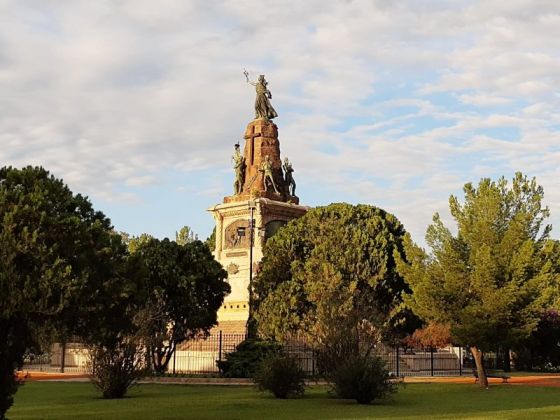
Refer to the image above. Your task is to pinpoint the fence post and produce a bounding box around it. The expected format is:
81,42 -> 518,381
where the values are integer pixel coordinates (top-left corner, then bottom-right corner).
60,341 -> 66,374
396,346 -> 400,377
173,345 -> 176,375
430,347 -> 434,376
459,347 -> 462,376
218,330 -> 223,362
312,346 -> 316,377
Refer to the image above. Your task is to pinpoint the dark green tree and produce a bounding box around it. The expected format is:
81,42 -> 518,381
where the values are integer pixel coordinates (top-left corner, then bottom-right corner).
253,203 -> 413,345
0,166 -> 128,417
84,250 -> 147,399
396,173 -> 553,387
134,238 -> 229,373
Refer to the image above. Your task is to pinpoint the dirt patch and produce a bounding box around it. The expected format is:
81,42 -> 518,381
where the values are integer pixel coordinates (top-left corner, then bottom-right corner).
16,371 -> 89,381
404,375 -> 560,387
509,376 -> 560,387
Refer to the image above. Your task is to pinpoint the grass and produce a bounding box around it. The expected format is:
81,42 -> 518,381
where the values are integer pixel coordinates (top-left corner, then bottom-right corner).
8,382 -> 560,420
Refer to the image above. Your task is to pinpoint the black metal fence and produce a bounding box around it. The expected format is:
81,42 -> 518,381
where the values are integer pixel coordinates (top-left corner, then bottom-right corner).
21,332 -> 479,377
380,344 -> 466,377
172,333 -> 468,377
172,332 -> 246,374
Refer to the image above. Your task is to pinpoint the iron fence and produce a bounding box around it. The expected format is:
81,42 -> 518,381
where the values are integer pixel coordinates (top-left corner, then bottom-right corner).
20,332 -> 481,377
172,332 -> 246,374
171,333 -> 469,377
379,344 -> 466,377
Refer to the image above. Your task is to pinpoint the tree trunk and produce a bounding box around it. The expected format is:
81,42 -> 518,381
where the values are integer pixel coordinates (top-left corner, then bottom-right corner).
151,344 -> 175,374
471,346 -> 488,388
503,349 -> 511,372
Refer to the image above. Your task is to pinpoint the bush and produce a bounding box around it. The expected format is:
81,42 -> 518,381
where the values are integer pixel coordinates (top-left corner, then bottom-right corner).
89,340 -> 145,399
217,339 -> 281,378
328,353 -> 397,404
253,354 -> 306,398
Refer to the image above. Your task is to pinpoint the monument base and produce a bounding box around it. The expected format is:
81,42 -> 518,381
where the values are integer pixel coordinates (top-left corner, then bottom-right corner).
208,198 -> 308,334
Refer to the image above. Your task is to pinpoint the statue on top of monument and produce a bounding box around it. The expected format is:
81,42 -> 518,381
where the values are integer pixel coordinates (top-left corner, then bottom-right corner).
283,157 -> 296,196
232,143 -> 245,195
244,69 -> 278,120
260,155 -> 280,194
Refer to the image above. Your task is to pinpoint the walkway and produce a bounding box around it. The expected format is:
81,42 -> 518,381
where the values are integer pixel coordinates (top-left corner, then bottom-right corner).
17,371 -> 560,387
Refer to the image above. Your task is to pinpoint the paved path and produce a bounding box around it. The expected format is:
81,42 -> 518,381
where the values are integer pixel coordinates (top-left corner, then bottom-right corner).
17,371 -> 560,387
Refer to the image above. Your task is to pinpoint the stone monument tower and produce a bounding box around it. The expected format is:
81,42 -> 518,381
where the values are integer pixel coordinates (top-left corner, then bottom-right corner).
208,73 -> 307,334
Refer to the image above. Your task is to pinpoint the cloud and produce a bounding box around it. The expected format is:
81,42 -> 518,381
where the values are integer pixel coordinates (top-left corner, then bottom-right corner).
1,0 -> 559,243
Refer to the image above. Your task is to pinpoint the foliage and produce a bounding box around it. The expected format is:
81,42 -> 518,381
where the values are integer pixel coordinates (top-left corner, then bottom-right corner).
84,251 -> 148,399
315,326 -> 370,376
253,354 -> 306,398
89,338 -> 146,399
405,322 -> 452,348
205,227 -> 216,252
328,353 -> 397,404
217,339 -> 281,378
254,203 -> 414,345
538,239 -> 560,309
0,166 -> 130,418
514,309 -> 560,371
134,238 -> 229,374
530,310 -> 560,367
120,232 -> 154,254
315,328 -> 397,404
396,173 -> 554,387
175,225 -> 198,245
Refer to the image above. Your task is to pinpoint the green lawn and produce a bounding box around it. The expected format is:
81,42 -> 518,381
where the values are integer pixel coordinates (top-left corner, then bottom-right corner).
8,382 -> 560,420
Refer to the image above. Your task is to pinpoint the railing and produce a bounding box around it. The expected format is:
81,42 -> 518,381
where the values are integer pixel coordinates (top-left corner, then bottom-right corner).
171,334 -> 468,377
380,344 -> 465,377
20,333 -> 473,377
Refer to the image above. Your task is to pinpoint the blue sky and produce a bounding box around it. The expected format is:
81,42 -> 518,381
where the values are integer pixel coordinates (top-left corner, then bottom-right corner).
1,1 -> 559,245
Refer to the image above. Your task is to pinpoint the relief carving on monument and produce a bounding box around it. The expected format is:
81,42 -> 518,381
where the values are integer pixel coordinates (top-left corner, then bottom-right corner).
224,219 -> 251,249
226,262 -> 239,275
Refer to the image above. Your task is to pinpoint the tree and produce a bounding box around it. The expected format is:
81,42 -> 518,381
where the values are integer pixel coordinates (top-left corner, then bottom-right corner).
406,322 -> 452,348
524,309 -> 560,369
253,203 -> 413,345
175,225 -> 198,245
83,248 -> 149,399
205,227 -> 216,252
134,238 -> 229,374
0,166 -> 128,417
120,232 -> 154,253
396,173 -> 553,387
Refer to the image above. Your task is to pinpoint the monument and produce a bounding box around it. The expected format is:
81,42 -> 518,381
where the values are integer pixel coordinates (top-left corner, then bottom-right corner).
208,71 -> 308,334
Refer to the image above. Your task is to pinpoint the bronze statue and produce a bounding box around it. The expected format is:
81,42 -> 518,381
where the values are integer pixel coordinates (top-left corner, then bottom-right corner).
260,155 -> 279,194
283,157 -> 296,196
232,143 -> 245,195
244,70 -> 278,120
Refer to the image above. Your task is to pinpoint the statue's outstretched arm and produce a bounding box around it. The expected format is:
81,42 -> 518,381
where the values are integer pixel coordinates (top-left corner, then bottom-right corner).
243,69 -> 257,86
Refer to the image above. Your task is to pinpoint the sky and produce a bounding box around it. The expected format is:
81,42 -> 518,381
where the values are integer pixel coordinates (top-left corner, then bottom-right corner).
1,0 -> 559,246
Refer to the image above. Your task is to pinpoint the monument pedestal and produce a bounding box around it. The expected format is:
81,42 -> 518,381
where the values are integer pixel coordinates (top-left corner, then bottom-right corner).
209,117 -> 306,334
208,198 -> 307,334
